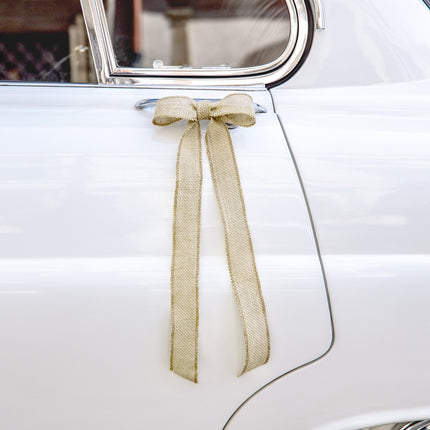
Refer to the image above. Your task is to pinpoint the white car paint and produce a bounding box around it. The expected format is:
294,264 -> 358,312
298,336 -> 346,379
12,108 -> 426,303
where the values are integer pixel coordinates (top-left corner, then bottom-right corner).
228,79 -> 430,429
286,0 -> 430,88
0,85 -> 331,429
1,0 -> 430,428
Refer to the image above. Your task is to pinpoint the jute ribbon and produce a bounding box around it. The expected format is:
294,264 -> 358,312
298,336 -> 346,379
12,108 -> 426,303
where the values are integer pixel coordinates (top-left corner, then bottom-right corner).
153,93 -> 270,383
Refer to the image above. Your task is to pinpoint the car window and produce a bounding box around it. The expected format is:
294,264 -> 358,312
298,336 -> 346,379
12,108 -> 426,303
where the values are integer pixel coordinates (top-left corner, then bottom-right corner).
0,0 -> 96,83
106,0 -> 292,70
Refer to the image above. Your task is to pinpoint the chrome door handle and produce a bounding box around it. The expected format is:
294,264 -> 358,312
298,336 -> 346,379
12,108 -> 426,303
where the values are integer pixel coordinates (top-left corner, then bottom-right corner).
135,98 -> 268,114
135,98 -> 267,129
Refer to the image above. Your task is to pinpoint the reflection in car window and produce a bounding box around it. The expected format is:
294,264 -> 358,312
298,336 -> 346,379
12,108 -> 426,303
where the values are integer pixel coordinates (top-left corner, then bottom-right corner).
0,0 -> 96,83
107,0 -> 291,70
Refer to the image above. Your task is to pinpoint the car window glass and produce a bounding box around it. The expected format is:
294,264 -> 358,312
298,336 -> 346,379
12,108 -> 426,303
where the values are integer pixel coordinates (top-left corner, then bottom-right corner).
0,0 -> 96,83
106,0 -> 291,70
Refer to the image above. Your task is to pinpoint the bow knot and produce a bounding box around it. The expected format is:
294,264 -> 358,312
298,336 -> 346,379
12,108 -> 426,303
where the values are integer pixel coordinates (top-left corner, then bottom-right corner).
152,94 -> 270,383
195,100 -> 211,120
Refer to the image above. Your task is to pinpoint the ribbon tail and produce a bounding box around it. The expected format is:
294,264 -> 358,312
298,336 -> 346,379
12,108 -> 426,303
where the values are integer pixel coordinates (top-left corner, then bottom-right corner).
170,120 -> 202,383
205,119 -> 270,375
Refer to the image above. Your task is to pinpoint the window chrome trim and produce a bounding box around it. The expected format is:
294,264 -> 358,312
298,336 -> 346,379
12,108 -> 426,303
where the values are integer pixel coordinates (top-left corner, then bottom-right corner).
310,0 -> 325,29
80,0 -> 312,86
360,420 -> 430,430
403,420 -> 430,430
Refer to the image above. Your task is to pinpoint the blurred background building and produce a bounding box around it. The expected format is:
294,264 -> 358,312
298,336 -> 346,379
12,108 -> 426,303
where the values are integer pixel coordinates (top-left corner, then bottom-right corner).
0,0 -> 94,82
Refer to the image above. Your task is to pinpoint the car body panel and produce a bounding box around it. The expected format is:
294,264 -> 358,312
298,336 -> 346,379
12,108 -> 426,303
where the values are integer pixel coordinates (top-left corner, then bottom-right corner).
285,0 -> 430,89
225,79 -> 430,429
1,0 -> 430,428
0,85 -> 332,429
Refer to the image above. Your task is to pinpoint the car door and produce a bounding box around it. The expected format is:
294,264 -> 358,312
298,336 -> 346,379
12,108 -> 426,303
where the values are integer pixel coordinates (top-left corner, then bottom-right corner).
0,1 -> 332,429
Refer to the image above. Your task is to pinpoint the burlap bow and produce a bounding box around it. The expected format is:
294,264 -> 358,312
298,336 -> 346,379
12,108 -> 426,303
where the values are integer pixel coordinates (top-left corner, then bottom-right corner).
153,94 -> 270,383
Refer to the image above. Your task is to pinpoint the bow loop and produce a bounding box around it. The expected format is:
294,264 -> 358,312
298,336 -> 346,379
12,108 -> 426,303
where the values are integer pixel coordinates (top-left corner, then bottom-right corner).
210,93 -> 256,127
152,96 -> 197,125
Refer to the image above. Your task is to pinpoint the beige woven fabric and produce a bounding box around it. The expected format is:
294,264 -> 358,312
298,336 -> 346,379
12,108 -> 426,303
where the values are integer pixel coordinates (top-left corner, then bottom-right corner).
153,94 -> 270,383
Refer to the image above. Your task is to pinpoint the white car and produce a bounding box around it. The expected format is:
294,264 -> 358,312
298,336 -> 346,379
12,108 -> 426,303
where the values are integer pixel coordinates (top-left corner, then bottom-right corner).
0,1 -> 430,429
